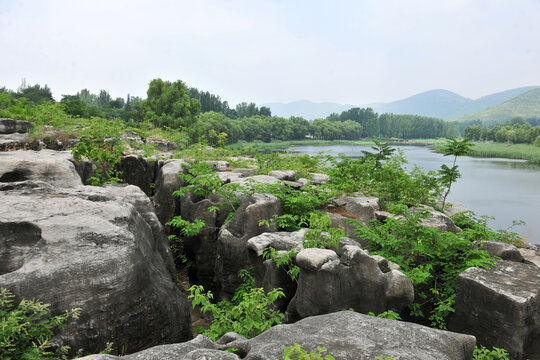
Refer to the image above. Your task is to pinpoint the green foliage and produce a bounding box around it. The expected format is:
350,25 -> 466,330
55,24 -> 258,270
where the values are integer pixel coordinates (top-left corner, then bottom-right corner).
327,152 -> 440,208
354,207 -> 494,329
0,288 -> 81,360
278,343 -> 335,360
368,310 -> 402,321
140,78 -> 201,129
451,211 -> 525,247
188,271 -> 284,340
472,346 -> 510,360
167,217 -> 205,237
438,138 -> 473,210
71,136 -> 123,186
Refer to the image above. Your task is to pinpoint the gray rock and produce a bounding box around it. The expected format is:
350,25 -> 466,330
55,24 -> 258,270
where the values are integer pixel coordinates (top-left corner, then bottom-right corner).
145,139 -> 177,152
0,182 -> 192,355
449,260 -> 540,360
153,159 -> 187,225
216,171 -> 244,184
243,174 -> 280,184
268,170 -> 296,180
117,155 -> 158,196
478,241 -> 523,262
79,311 -> 476,360
519,247 -> 540,268
444,202 -> 469,217
237,311 -> 476,360
215,193 -> 281,298
0,132 -> 30,151
206,160 -> 230,172
0,150 -> 83,187
290,245 -> 414,318
232,168 -> 255,176
409,206 -> 461,233
371,254 -> 401,272
326,211 -> 368,247
309,172 -> 329,185
331,196 -> 380,225
0,118 -> 16,134
76,335 -> 238,360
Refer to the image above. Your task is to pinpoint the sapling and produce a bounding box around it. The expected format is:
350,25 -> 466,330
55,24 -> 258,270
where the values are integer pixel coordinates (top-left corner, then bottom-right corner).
438,138 -> 473,211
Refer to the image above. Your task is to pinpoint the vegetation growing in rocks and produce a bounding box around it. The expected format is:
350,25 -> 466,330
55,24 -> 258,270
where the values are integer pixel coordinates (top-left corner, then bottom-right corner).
0,288 -> 81,360
188,270 -> 284,340
278,343 -> 335,360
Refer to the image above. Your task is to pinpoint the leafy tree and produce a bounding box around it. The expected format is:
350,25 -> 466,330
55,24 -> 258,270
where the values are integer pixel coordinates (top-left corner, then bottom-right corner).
141,78 -> 201,129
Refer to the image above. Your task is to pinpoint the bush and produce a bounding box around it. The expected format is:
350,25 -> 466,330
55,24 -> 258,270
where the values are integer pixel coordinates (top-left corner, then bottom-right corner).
0,288 -> 81,360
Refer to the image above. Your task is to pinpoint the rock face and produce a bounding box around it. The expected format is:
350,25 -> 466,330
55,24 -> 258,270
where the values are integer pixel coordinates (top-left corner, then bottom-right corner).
117,155 -> 158,196
153,159 -> 186,225
290,245 -> 414,319
479,241 -> 524,263
0,180 -> 192,355
0,118 -> 32,134
215,193 -> 281,298
0,150 -> 83,187
79,312 -> 476,360
449,260 -> 540,360
409,206 -> 461,233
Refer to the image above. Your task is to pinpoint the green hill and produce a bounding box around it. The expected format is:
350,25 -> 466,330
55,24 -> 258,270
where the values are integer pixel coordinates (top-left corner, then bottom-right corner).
456,88 -> 540,123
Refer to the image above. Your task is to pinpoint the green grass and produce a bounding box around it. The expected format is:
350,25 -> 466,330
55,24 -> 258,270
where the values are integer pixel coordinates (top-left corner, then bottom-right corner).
229,138 -> 448,150
434,142 -> 540,164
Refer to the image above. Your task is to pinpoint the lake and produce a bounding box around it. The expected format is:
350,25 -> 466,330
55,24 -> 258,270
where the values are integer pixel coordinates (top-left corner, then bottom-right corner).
287,144 -> 540,245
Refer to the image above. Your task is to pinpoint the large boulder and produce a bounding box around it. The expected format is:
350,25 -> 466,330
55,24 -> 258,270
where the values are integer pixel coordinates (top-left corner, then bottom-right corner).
409,206 -> 461,233
0,150 -> 83,187
79,312 -> 476,360
215,193 -> 281,299
289,245 -> 414,319
0,181 -> 192,355
478,240 -> 523,262
117,155 -> 158,196
449,260 -> 540,360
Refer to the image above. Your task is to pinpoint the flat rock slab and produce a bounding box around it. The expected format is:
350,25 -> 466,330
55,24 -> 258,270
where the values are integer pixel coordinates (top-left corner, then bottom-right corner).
79,312 -> 476,360
450,260 -> 540,360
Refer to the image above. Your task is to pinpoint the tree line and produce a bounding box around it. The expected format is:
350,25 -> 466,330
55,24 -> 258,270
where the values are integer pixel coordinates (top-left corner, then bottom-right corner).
464,118 -> 540,146
1,78 -> 460,145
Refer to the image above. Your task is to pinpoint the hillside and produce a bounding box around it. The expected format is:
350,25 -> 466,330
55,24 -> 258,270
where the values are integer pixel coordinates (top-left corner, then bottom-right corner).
456,88 -> 540,123
371,89 -> 472,119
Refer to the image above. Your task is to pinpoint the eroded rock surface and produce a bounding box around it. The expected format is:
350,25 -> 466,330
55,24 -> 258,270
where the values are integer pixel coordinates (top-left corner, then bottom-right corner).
153,159 -> 186,225
0,182 -> 192,355
79,312 -> 476,360
215,193 -> 281,298
450,260 -> 540,360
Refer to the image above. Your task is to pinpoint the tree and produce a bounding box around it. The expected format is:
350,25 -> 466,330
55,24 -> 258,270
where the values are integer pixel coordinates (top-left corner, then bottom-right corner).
438,138 -> 473,210
141,79 -> 201,129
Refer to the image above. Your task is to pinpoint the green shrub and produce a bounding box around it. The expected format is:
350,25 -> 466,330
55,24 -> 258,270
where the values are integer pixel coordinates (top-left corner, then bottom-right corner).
188,270 -> 284,340
0,288 -> 81,360
278,343 -> 335,360
354,206 -> 494,329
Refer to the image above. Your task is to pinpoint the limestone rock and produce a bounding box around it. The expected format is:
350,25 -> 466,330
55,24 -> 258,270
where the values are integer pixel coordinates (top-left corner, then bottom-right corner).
153,159 -> 186,225
0,118 -> 16,134
0,182 -> 192,355
0,133 -> 30,151
0,150 -> 83,187
79,311 -> 476,360
409,206 -> 461,233
206,160 -> 230,172
290,245 -> 414,318
117,155 -> 158,196
268,170 -> 296,180
232,168 -> 255,176
215,193 -> 281,298
309,172 -> 329,185
449,260 -> 540,360
478,240 -> 523,263
243,174 -> 280,184
330,196 -> 380,225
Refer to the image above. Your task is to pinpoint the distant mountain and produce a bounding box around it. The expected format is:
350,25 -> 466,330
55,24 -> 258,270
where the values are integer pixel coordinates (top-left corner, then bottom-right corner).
372,89 -> 473,119
262,100 -> 355,119
456,88 -> 540,123
264,87 -> 539,120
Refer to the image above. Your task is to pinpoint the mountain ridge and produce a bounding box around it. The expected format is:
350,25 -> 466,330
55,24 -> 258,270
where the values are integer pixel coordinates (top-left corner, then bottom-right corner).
263,86 -> 539,120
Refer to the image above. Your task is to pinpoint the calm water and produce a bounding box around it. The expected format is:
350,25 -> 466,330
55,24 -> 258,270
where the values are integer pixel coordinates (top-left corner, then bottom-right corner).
288,144 -> 540,245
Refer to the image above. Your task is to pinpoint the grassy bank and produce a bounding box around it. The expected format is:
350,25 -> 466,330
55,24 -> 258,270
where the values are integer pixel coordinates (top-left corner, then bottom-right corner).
434,142 -> 540,164
229,138 -> 448,150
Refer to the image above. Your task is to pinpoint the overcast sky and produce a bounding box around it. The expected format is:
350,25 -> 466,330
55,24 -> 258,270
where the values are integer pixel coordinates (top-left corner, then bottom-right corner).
1,0 -> 539,106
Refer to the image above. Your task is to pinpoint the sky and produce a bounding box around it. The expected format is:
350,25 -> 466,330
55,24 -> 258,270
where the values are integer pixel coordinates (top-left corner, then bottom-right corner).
1,0 -> 539,106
